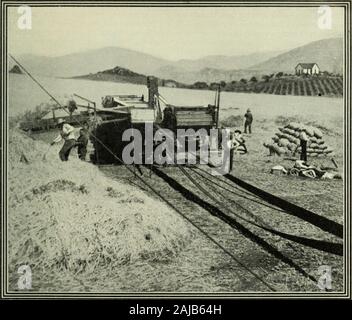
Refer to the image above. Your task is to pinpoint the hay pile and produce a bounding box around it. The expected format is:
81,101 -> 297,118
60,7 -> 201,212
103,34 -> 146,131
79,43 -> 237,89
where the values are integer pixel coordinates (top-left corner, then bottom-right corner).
220,115 -> 243,128
8,129 -> 193,280
263,122 -> 334,157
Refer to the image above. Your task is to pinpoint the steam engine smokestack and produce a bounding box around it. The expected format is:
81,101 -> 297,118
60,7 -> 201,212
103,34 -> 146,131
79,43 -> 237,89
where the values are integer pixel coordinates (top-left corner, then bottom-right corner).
147,76 -> 159,108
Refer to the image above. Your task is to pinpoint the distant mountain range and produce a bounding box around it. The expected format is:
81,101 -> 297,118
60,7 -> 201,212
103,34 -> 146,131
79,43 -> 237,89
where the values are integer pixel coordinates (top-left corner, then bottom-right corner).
13,47 -> 169,78
10,37 -> 343,84
152,51 -> 283,82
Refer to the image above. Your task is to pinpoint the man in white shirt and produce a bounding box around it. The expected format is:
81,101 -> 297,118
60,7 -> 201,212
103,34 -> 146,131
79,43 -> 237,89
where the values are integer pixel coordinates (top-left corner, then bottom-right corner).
51,118 -> 76,161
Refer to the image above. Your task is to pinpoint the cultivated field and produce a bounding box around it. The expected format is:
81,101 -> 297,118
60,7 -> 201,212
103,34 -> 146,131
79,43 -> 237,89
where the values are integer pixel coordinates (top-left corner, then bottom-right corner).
192,75 -> 343,98
237,75 -> 343,97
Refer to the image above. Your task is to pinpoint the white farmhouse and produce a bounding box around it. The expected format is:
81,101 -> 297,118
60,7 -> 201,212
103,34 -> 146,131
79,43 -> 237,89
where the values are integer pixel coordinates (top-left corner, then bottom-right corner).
295,63 -> 320,75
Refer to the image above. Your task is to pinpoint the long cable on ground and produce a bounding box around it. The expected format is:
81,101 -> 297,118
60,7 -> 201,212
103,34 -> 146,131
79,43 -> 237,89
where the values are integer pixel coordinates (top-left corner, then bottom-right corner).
154,165 -> 318,284
192,166 -> 288,213
201,154 -> 342,239
196,165 -> 273,200
185,167 -> 342,256
222,171 -> 343,238
176,166 -> 320,281
10,55 -> 277,292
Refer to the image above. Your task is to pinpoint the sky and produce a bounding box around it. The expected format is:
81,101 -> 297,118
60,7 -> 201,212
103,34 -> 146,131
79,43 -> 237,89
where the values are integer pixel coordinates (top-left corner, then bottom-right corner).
7,6 -> 344,61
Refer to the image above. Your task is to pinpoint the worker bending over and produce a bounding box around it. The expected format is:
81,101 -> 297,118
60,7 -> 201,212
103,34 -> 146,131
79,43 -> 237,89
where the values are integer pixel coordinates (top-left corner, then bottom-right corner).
51,118 -> 76,161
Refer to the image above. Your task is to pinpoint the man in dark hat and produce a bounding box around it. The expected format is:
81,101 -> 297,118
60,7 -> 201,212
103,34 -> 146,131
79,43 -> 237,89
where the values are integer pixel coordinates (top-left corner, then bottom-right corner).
244,108 -> 253,134
51,118 -> 76,161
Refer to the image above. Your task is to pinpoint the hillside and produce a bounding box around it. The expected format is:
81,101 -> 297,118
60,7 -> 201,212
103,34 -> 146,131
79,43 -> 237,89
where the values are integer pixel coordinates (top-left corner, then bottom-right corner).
155,38 -> 343,84
153,51 -> 282,81
250,38 -> 343,74
175,51 -> 283,71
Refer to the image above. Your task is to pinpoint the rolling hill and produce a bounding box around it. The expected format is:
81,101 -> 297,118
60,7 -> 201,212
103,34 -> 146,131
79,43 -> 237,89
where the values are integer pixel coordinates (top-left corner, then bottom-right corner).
250,37 -> 343,74
152,50 -> 282,79
72,66 -> 149,85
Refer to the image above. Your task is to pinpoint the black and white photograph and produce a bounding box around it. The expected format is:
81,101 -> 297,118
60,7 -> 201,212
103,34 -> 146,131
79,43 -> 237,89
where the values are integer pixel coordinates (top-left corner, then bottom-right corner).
0,0 -> 351,302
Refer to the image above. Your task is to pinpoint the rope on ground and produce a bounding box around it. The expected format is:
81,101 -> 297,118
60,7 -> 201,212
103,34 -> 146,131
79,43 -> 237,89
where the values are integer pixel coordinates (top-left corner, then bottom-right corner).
196,166 -> 272,200
223,173 -> 343,238
158,166 -> 318,283
186,168 -> 342,256
192,166 -> 288,213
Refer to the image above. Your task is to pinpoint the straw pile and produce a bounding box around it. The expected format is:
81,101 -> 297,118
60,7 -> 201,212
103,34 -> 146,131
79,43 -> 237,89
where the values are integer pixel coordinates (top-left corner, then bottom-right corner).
8,129 -> 193,278
263,122 -> 334,157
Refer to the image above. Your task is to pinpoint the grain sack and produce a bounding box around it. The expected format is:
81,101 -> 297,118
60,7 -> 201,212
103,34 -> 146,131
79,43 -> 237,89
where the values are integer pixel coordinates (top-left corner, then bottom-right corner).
309,143 -> 319,150
287,135 -> 297,144
288,122 -> 300,130
294,138 -> 301,145
310,137 -> 318,144
278,138 -> 290,147
272,136 -> 279,143
304,126 -> 314,137
314,128 -> 323,139
275,132 -> 284,139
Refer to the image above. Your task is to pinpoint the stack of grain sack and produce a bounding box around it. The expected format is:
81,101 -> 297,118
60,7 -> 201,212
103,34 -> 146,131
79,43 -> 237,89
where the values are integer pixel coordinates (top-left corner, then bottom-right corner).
263,122 -> 334,157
